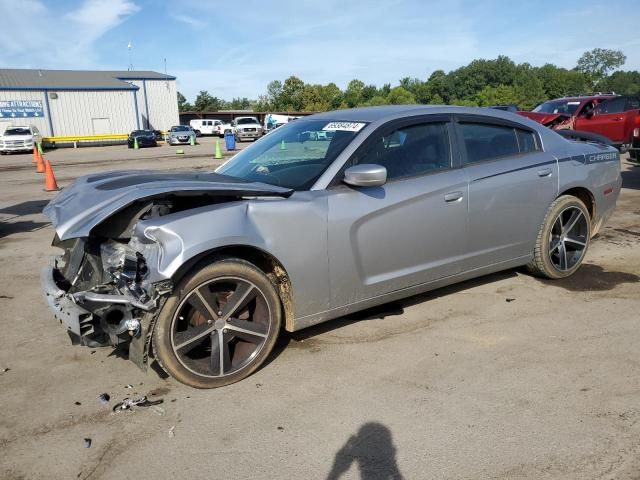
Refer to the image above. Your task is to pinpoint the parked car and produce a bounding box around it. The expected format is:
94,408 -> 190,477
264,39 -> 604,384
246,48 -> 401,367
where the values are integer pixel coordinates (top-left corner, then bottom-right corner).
214,120 -> 235,138
168,125 -> 196,145
518,95 -> 640,151
189,119 -> 228,137
127,130 -> 158,148
233,116 -> 262,142
0,125 -> 41,154
41,106 -> 621,388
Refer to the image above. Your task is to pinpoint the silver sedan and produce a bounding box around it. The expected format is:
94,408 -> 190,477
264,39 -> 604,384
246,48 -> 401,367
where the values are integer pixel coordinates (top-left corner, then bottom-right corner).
42,106 -> 621,388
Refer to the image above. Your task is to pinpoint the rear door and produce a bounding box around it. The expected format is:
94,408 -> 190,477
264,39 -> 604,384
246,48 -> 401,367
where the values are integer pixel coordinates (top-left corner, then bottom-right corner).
575,97 -> 628,142
326,116 -> 469,306
455,116 -> 558,269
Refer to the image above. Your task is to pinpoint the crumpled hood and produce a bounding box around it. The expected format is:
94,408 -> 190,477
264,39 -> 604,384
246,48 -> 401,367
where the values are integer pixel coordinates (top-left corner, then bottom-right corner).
43,170 -> 293,240
517,111 -> 570,126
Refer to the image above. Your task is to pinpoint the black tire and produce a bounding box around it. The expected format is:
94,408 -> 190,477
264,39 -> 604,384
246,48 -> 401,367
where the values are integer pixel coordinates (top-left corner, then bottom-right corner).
527,195 -> 591,279
153,258 -> 282,388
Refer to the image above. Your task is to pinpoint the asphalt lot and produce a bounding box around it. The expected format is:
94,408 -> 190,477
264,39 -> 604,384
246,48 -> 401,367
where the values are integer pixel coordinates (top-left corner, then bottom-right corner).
0,145 -> 639,480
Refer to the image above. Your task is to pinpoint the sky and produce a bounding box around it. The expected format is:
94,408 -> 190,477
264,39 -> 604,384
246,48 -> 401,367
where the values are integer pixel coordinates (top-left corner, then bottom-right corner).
1,0 -> 639,102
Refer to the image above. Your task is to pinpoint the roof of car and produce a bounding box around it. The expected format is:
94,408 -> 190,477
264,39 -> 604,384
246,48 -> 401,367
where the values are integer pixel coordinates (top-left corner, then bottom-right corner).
305,105 -> 539,124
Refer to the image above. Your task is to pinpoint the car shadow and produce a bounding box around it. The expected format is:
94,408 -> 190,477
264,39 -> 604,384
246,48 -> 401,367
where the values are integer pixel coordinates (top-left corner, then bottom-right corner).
621,162 -> 640,190
261,269 -> 519,370
0,199 -> 49,216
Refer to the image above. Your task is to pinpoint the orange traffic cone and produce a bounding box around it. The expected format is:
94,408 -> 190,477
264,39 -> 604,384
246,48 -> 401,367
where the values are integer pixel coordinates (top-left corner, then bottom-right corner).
36,152 -> 45,173
32,146 -> 38,164
44,160 -> 59,191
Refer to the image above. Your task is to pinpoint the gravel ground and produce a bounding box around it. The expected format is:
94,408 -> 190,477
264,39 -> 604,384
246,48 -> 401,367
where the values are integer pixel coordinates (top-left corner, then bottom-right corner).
0,148 -> 638,480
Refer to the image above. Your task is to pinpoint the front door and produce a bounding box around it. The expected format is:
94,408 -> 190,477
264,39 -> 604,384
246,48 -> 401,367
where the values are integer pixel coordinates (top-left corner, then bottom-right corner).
326,118 -> 469,308
574,97 -> 628,143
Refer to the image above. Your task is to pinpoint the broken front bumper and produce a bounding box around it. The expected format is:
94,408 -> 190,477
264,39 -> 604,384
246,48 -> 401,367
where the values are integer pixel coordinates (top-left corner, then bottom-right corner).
41,265 -> 93,337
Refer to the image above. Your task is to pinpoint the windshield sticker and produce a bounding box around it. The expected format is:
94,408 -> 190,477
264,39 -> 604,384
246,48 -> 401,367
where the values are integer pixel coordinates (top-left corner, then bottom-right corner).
322,122 -> 366,132
568,102 -> 581,105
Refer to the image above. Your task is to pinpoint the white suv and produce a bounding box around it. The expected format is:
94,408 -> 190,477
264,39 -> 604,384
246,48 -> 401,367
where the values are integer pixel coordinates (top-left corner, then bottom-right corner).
233,117 -> 263,142
0,125 -> 41,154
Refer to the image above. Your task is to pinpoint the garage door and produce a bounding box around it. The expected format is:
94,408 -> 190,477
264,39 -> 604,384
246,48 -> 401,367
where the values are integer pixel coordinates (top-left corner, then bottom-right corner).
91,118 -> 111,135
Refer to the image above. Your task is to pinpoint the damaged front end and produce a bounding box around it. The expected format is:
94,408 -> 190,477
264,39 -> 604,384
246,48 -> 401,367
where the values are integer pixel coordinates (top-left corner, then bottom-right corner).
42,218 -> 172,368
40,170 -> 293,369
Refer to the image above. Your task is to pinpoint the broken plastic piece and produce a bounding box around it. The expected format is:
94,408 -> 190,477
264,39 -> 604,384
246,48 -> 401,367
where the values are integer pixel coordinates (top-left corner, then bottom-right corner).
168,426 -> 175,438
84,438 -> 92,448
98,393 -> 110,405
112,396 -> 164,413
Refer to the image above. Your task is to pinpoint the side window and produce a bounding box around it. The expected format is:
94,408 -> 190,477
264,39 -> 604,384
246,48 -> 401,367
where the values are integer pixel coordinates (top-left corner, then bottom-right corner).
625,97 -> 640,111
357,122 -> 451,180
459,123 -> 519,163
515,129 -> 539,153
596,97 -> 626,114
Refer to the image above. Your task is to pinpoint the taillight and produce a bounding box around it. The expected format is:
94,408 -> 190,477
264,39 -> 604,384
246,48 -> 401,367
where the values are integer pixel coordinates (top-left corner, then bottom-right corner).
634,128 -> 639,138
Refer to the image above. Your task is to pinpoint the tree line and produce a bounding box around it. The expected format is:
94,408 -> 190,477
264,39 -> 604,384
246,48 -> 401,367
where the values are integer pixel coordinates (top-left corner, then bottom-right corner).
178,48 -> 639,113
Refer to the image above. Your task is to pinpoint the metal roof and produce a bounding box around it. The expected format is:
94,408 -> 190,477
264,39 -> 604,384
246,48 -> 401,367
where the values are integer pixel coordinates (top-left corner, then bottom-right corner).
0,69 -> 176,91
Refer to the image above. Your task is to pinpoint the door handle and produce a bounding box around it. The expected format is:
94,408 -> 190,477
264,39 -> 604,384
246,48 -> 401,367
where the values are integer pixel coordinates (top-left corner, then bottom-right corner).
613,117 -> 624,122
537,168 -> 553,177
444,191 -> 464,202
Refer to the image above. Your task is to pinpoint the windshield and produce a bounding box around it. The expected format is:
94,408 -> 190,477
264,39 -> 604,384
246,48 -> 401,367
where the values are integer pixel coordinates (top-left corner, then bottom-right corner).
236,118 -> 258,125
171,126 -> 190,132
4,128 -> 31,136
533,100 -> 582,115
217,119 -> 366,190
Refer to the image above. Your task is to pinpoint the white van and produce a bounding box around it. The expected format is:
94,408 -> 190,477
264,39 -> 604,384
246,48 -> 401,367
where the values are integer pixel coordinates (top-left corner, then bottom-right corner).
189,119 -> 226,136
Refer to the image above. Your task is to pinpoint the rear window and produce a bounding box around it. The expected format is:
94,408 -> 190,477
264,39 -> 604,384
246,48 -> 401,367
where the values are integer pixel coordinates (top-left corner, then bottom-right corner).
460,123 -> 538,163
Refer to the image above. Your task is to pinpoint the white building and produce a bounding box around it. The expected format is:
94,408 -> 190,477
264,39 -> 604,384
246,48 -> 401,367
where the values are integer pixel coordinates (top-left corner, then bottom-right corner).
0,69 -> 179,137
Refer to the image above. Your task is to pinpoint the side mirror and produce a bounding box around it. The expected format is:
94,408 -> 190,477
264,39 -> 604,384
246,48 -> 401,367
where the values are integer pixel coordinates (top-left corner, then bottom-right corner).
344,164 -> 387,187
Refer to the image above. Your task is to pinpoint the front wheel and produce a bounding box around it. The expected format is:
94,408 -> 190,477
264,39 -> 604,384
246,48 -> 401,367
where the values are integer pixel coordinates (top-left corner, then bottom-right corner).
527,195 -> 591,279
153,258 -> 282,388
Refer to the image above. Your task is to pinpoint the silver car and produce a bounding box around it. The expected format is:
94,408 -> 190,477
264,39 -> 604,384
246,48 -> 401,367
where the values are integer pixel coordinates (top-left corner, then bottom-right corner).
41,106 -> 621,388
168,125 -> 196,145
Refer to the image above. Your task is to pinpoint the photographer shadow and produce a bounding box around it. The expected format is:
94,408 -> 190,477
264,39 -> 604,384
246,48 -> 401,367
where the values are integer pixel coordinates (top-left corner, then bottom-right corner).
327,422 -> 403,480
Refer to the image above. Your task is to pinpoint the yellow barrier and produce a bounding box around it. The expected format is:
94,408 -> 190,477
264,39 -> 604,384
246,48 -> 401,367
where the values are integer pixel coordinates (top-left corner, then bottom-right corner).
42,132 -> 168,144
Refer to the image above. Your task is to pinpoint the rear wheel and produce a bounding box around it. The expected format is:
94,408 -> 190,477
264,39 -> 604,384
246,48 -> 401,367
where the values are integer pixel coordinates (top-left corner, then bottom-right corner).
527,195 -> 591,279
153,259 -> 282,388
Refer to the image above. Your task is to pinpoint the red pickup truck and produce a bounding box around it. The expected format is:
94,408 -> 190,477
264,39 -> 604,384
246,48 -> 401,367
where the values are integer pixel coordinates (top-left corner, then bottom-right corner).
518,95 -> 640,159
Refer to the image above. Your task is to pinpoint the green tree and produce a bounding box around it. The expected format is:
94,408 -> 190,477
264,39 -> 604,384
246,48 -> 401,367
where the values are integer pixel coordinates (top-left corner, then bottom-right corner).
386,86 -> 416,105
344,79 -> 365,107
280,76 -> 306,110
576,48 -> 627,89
194,91 -> 223,111
266,80 -> 283,110
177,91 -> 192,112
474,85 -> 520,107
601,70 -> 640,95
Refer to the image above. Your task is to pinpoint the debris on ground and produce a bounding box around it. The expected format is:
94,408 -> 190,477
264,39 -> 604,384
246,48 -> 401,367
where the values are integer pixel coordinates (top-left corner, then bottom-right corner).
1,367 -> 9,374
98,393 -> 110,405
112,396 -> 164,413
168,425 -> 175,438
84,438 -> 92,448
75,401 -> 82,406
124,384 -> 133,389
277,426 -> 284,431
506,298 -> 516,303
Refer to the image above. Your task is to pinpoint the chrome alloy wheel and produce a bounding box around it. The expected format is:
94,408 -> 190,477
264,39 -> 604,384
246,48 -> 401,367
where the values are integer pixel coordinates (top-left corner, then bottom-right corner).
548,206 -> 589,271
170,277 -> 271,378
